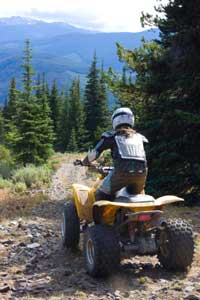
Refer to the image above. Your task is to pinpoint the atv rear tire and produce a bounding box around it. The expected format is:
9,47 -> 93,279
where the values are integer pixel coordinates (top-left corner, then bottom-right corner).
84,225 -> 120,277
157,218 -> 194,271
61,201 -> 80,250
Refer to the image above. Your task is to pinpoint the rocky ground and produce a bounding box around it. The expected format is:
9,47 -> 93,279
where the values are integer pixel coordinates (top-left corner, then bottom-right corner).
0,154 -> 200,300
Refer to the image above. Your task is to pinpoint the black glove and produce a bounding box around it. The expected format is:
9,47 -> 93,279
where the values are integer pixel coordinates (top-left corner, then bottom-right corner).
74,159 -> 83,166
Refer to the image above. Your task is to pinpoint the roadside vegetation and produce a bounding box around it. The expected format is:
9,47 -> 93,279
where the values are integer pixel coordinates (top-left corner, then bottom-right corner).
0,152 -> 84,221
0,149 -> 59,220
0,145 -> 56,193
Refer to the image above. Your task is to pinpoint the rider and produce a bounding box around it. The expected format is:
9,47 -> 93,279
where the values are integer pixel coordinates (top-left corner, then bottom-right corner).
82,107 -> 148,200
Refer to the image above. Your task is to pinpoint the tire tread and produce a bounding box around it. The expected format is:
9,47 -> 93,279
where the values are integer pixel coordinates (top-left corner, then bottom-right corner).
84,225 -> 120,277
158,218 -> 194,271
62,201 -> 80,249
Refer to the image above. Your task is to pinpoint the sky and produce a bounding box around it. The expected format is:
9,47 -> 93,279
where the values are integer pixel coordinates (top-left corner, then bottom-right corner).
0,0 -> 167,32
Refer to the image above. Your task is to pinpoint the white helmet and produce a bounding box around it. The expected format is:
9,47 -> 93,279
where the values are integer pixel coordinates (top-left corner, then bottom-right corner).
112,107 -> 135,130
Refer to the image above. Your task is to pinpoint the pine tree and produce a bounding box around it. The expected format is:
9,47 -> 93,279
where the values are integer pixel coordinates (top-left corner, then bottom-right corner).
84,54 -> 109,146
67,78 -> 86,151
36,73 -> 42,100
3,78 -> 20,150
0,110 -> 5,144
139,0 -> 200,202
21,39 -> 34,101
122,67 -> 127,85
59,90 -> 70,152
67,128 -> 78,152
35,90 -> 54,161
49,81 -> 59,130
44,77 -> 50,101
109,0 -> 200,202
49,80 -> 61,149
4,78 -> 19,121
98,64 -> 110,133
84,53 -> 100,144
7,40 -> 54,164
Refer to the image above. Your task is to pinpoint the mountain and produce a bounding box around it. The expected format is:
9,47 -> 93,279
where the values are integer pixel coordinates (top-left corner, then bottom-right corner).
0,16 -> 95,42
0,16 -> 42,25
0,17 -> 159,104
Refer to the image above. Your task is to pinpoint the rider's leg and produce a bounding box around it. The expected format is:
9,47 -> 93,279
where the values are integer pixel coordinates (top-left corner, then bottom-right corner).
94,170 -> 114,201
95,169 -> 147,201
126,172 -> 147,194
110,171 -> 147,195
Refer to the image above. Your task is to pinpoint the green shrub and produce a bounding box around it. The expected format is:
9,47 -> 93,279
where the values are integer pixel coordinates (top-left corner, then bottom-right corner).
0,145 -> 13,163
0,177 -> 13,189
12,164 -> 53,189
13,182 -> 27,193
0,145 -> 14,179
0,163 -> 13,179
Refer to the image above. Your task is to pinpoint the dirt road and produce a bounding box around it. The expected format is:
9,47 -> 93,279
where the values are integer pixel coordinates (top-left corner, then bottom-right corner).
1,155 -> 200,300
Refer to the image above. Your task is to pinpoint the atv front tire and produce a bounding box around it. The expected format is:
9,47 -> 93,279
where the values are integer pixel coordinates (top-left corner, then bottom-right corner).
61,201 -> 80,250
84,225 -> 120,277
157,218 -> 194,271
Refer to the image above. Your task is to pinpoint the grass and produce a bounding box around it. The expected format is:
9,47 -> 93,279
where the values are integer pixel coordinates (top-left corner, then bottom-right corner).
0,176 -> 13,189
48,152 -> 85,170
0,190 -> 48,221
0,164 -> 53,194
12,164 -> 53,189
13,182 -> 27,193
0,152 -> 85,220
0,153 -> 65,192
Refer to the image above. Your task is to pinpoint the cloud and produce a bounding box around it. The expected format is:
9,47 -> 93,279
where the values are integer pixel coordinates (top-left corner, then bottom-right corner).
26,8 -> 103,30
0,0 -> 164,32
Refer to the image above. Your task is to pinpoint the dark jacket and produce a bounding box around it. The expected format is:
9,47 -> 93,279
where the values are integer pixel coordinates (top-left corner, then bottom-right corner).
83,130 -> 148,173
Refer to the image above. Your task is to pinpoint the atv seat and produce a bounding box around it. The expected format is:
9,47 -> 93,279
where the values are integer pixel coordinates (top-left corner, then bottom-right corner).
115,187 -> 155,203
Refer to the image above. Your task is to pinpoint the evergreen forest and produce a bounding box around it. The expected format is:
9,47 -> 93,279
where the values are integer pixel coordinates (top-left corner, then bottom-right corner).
1,42 -> 110,163
0,0 -> 200,204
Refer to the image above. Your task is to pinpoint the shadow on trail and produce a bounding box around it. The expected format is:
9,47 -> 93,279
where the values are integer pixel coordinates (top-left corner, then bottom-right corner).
12,195 -> 188,299
14,238 -> 188,299
120,259 -> 187,281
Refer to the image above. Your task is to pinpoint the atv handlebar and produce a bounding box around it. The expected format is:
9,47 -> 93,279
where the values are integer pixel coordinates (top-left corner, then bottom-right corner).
73,160 -> 113,175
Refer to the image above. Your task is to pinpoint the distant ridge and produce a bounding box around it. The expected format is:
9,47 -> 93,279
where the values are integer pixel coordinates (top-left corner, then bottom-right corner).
0,17 -> 159,104
0,16 -> 45,25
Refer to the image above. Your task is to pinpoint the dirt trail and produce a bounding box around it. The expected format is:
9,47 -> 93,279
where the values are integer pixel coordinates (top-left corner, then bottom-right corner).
1,155 -> 200,300
47,160 -> 89,201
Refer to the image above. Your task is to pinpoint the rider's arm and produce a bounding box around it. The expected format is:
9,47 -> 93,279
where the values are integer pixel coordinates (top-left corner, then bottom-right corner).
82,132 -> 114,166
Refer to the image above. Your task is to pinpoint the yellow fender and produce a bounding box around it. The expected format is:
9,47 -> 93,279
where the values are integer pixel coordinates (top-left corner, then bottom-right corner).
72,180 -> 184,225
72,184 -> 95,222
93,195 -> 184,224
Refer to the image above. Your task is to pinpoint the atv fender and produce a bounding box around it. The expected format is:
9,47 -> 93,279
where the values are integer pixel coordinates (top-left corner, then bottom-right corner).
72,184 -> 95,222
155,195 -> 184,206
93,195 -> 184,225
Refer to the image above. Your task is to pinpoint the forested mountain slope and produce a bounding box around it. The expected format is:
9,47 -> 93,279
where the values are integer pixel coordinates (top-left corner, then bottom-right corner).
0,17 -> 159,104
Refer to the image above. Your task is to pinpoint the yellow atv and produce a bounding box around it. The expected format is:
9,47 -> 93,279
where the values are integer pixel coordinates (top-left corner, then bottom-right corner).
61,161 -> 194,277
